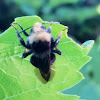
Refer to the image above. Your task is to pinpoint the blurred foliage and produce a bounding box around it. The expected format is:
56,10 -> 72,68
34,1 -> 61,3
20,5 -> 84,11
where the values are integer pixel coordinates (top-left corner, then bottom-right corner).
50,0 -> 80,7
0,0 -> 24,30
0,0 -> 100,43
63,37 -> 100,100
86,37 -> 100,84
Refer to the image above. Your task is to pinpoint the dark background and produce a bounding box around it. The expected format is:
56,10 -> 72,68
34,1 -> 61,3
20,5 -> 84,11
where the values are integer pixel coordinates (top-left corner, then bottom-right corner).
0,0 -> 100,100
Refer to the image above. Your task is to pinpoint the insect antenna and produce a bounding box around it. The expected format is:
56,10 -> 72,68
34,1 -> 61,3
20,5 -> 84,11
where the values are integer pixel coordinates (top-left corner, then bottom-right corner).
19,26 -> 33,34
62,27 -> 68,31
11,23 -> 33,34
11,24 -> 17,31
13,23 -> 33,34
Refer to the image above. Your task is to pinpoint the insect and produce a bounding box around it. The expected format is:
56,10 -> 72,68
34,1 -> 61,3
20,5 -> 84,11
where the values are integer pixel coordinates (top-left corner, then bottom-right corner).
11,22 -> 67,81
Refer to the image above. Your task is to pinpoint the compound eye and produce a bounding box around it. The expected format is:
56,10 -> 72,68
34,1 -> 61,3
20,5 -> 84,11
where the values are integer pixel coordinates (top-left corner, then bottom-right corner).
41,26 -> 46,29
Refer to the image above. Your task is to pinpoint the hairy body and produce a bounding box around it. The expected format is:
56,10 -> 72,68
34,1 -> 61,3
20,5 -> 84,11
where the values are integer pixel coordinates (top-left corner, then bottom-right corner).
11,22 -> 65,81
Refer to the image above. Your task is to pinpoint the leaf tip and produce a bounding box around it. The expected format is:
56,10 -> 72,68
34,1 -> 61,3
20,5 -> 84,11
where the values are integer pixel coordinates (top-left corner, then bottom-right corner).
82,40 -> 94,49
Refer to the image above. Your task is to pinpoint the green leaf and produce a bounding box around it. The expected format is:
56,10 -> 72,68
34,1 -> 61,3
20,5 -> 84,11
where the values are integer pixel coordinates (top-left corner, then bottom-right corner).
0,16 -> 94,100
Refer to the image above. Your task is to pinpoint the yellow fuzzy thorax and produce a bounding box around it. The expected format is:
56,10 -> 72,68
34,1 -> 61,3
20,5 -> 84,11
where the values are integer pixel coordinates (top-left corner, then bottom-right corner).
29,32 -> 51,43
28,22 -> 51,44
33,22 -> 45,33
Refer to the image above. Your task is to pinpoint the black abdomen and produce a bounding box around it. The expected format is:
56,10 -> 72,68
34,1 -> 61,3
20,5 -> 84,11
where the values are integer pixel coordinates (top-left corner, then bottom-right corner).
31,40 -> 51,55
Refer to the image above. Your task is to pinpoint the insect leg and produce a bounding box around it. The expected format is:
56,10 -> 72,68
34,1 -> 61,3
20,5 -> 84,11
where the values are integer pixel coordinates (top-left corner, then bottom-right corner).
43,21 -> 60,33
47,26 -> 52,33
47,22 -> 53,33
22,50 -> 33,58
11,24 -> 29,48
13,23 -> 29,36
51,28 -> 67,55
54,31 -> 62,47
19,26 -> 33,34
52,48 -> 62,55
54,27 -> 67,47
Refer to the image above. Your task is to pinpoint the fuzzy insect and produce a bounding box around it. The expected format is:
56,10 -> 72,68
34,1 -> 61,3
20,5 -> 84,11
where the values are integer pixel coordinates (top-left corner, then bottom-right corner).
11,22 -> 66,81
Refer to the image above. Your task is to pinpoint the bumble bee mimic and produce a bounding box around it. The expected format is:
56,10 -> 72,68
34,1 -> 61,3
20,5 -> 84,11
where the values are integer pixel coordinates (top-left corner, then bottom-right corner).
11,22 -> 67,81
